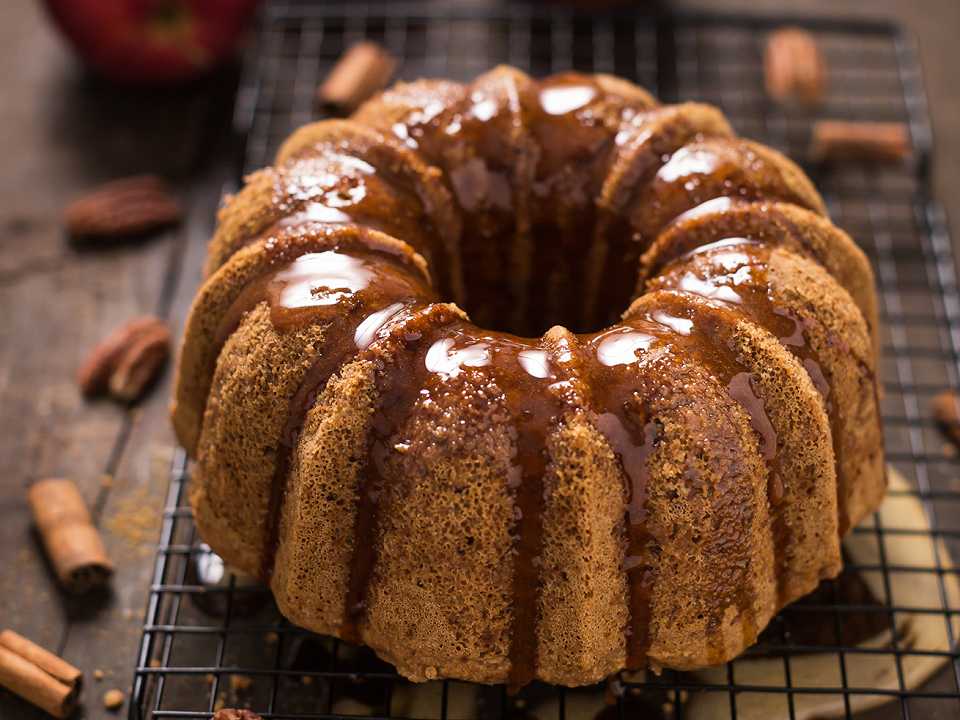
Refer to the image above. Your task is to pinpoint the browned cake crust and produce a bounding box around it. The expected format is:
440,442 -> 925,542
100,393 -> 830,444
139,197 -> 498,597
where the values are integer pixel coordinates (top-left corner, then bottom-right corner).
171,66 -> 886,687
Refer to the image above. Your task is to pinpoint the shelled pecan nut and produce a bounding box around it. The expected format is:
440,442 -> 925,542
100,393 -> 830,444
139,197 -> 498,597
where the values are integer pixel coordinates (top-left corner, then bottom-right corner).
64,174 -> 182,240
764,27 -> 825,106
107,323 -> 171,403
76,316 -> 169,398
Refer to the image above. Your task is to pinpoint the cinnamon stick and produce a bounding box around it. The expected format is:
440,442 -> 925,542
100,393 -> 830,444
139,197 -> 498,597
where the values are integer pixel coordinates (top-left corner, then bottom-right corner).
317,41 -> 396,113
0,632 -> 81,718
28,478 -> 114,594
0,631 -> 82,690
809,120 -> 910,164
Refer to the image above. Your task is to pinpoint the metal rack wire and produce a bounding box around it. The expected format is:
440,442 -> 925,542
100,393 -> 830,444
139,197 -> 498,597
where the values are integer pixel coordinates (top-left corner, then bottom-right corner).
130,2 -> 960,718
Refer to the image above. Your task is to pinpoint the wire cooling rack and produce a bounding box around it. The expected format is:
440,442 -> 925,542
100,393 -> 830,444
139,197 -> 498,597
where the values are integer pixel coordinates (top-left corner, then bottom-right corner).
130,2 -> 960,718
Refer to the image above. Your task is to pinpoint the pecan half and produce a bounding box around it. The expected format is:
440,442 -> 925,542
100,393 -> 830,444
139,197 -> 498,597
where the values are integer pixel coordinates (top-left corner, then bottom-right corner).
107,323 -> 171,403
64,175 -> 182,240
764,27 -> 825,106
76,316 -> 169,398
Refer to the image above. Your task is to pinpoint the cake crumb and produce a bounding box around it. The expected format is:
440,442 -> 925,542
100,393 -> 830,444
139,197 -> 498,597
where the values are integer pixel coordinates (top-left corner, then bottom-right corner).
264,631 -> 278,645
301,675 -> 313,686
103,689 -> 125,711
94,669 -> 105,681
149,659 -> 161,668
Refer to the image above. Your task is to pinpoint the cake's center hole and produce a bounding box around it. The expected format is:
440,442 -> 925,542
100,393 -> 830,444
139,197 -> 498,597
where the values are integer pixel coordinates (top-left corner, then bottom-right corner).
457,233 -> 638,337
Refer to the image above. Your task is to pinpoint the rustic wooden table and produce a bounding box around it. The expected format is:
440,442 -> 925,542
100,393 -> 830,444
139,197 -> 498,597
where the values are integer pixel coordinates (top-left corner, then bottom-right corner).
1,1 -> 958,718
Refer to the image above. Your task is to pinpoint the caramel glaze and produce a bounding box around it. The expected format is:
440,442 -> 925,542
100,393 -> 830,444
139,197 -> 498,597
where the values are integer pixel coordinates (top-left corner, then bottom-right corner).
523,75 -> 639,334
333,304 -> 573,686
640,200 -> 885,476
527,77 -> 613,334
646,239 -> 865,539
213,242 -> 434,353
371,70 -> 533,331
616,293 -> 776,658
338,302 -> 468,645
639,197 -> 845,301
190,72 -> 883,687
646,242 -> 828,598
369,71 -> 659,335
261,284 -> 765,677
586,106 -> 734,329
229,244 -> 780,678
218,237 -> 847,680
207,238 -> 437,582
629,140 -> 824,243
579,326 -> 660,667
379,320 -> 571,690
243,152 -> 453,298
591,142 -> 823,330
234,240 -> 817,679
640,197 -> 784,280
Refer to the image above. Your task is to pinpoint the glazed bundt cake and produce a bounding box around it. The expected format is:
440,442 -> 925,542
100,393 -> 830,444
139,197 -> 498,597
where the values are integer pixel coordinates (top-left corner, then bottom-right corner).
172,67 -> 886,688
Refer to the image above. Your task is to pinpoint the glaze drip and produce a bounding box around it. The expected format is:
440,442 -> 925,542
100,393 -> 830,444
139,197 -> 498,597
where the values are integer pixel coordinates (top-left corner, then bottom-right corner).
727,372 -> 777,462
595,409 -> 658,667
647,240 -> 855,542
264,154 -> 430,252
340,304 -> 467,643
374,321 -> 565,688
438,328 -> 561,691
215,244 -> 431,345
215,242 -> 437,582
646,239 -> 878,597
376,71 -> 531,331
620,295 -> 783,646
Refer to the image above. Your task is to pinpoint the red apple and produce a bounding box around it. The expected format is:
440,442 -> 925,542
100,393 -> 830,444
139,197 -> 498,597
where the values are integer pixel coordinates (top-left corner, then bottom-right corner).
42,0 -> 261,84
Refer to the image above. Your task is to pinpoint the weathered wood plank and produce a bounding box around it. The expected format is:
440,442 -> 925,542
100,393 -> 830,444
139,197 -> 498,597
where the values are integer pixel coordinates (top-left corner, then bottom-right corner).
57,157 -> 234,720
0,2 -> 233,717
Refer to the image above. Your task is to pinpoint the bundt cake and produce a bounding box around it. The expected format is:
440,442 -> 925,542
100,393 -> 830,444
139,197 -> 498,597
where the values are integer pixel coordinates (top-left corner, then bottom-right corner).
172,66 -> 886,688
